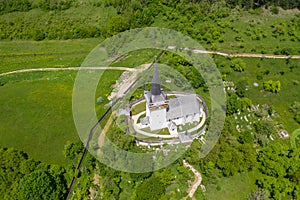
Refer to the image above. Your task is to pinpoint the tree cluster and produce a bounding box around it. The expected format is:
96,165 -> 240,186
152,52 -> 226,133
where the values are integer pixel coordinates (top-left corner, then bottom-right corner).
256,141 -> 300,199
225,0 -> 300,10
0,147 -> 68,199
226,91 -> 252,115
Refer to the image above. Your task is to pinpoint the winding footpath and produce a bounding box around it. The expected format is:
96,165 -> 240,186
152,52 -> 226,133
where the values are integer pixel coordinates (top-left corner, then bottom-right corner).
183,159 -> 206,199
0,66 -> 135,77
168,46 -> 300,59
1,49 -> 300,77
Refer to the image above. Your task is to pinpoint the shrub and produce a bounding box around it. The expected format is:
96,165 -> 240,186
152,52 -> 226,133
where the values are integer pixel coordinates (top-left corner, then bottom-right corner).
271,6 -> 279,15
230,58 -> 246,72
263,80 -> 281,93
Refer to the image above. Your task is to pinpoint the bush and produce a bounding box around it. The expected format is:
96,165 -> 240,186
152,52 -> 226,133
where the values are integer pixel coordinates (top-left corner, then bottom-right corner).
271,6 -> 279,14
230,58 -> 246,72
263,80 -> 281,93
32,30 -> 45,41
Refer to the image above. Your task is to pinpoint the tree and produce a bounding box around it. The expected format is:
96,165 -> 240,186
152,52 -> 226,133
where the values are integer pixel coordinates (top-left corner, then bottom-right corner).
226,92 -> 240,115
230,58 -> 246,72
254,120 -> 276,137
240,97 -> 252,111
135,175 -> 165,200
63,141 -> 83,160
105,16 -> 130,37
256,142 -> 300,199
18,170 -> 66,200
238,130 -> 254,144
235,80 -> 247,97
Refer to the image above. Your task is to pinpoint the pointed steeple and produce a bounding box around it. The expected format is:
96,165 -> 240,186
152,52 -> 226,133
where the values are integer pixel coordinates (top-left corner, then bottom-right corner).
151,63 -> 161,96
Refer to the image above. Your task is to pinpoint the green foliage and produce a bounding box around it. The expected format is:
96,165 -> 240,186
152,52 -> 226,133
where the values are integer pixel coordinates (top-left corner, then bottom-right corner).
290,101 -> 300,123
105,15 -> 130,37
160,52 -> 205,89
274,47 -> 293,55
197,118 -> 257,178
226,92 -> 240,115
235,80 -> 247,97
0,147 -> 68,199
0,148 -> 31,196
226,92 -> 252,115
263,80 -> 281,93
253,120 -> 276,146
230,58 -> 246,72
63,141 -> 83,160
237,130 -> 254,144
226,0 -> 300,10
37,0 -> 73,11
256,142 -> 300,199
0,0 -> 31,14
135,174 -> 167,200
271,6 -> 279,14
216,142 -> 257,176
106,124 -> 135,151
18,170 -> 66,200
240,97 -> 252,111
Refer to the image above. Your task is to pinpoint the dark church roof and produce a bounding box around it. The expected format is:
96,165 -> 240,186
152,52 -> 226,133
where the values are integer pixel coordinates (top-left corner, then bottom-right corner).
150,63 -> 161,96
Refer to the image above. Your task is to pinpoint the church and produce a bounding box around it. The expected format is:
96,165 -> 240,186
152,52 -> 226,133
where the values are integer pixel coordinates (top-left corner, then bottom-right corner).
140,64 -> 203,132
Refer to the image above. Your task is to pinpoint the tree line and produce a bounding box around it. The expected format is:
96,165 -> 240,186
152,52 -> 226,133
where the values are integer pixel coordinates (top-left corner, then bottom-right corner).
1,0 -> 300,41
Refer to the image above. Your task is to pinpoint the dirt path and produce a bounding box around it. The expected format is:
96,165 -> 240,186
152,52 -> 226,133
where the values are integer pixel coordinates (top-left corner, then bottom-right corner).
97,111 -> 115,149
183,159 -> 206,199
0,66 -> 136,77
1,48 -> 299,77
168,46 -> 300,59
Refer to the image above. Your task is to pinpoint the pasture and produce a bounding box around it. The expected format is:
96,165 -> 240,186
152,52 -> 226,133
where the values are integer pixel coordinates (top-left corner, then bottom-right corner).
0,68 -> 123,164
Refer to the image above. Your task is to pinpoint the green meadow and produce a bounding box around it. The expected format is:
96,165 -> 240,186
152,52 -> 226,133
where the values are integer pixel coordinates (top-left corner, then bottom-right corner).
0,39 -> 99,73
206,171 -> 257,200
0,67 -> 123,165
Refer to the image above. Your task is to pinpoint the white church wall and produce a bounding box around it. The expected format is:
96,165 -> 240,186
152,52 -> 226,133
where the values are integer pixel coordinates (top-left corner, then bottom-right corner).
172,118 -> 184,125
193,113 -> 200,122
186,115 -> 193,123
150,109 -> 167,130
199,107 -> 203,117
146,106 -> 150,117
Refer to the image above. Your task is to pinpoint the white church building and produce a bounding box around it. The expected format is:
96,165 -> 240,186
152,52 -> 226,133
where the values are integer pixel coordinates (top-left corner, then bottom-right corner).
140,64 -> 203,131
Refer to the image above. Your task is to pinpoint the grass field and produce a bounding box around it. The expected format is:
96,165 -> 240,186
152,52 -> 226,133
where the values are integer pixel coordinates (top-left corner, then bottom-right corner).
131,101 -> 146,115
0,39 -> 99,73
110,49 -> 161,68
0,69 -> 122,165
205,171 -> 257,200
0,39 -> 161,164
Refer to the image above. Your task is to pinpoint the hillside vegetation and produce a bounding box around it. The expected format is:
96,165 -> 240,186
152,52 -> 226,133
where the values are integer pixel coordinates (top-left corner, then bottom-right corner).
1,0 -> 300,54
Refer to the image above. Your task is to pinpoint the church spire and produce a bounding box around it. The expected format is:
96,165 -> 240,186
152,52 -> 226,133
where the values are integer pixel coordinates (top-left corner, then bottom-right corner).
151,63 -> 161,96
